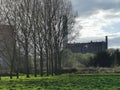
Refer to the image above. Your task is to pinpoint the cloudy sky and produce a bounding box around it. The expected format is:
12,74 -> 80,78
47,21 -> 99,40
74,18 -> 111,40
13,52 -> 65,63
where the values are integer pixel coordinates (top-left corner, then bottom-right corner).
71,0 -> 120,48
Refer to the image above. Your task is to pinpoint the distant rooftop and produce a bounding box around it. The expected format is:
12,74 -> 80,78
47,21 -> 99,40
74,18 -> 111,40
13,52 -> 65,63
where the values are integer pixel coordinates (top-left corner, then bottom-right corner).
66,36 -> 108,53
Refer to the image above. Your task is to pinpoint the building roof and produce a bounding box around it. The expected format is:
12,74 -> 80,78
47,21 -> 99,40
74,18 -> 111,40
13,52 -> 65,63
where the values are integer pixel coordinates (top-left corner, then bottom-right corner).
66,40 -> 107,53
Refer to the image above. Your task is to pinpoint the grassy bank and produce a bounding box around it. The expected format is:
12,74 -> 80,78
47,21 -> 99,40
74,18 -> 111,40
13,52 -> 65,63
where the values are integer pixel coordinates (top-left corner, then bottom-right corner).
0,74 -> 120,90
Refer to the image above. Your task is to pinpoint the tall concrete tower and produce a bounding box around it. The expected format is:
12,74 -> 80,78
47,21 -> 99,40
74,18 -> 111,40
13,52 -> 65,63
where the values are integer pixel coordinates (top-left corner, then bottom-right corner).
105,36 -> 108,49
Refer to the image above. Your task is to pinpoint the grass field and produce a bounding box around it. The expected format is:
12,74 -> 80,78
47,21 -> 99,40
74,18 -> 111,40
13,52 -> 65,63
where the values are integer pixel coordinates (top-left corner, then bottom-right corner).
0,74 -> 120,90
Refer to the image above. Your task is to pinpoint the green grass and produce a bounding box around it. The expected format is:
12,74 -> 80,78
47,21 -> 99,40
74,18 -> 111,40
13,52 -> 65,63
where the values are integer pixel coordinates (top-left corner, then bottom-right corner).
0,74 -> 120,90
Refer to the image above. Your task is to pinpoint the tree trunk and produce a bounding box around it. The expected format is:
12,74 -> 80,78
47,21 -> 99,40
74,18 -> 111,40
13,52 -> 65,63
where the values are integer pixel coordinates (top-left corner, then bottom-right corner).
33,33 -> 37,77
46,47 -> 49,76
10,59 -> 13,79
0,63 -> 1,80
51,50 -> 54,76
10,37 -> 16,79
25,38 -> 29,78
58,50 -> 62,74
40,46 -> 43,76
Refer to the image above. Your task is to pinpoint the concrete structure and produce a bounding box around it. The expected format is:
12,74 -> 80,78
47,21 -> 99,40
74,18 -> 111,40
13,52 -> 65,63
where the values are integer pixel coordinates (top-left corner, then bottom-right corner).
66,36 -> 108,53
0,25 -> 14,73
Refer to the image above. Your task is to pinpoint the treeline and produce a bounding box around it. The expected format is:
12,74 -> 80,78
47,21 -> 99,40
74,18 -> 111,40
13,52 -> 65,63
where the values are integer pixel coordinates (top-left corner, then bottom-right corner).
90,49 -> 120,67
62,49 -> 120,69
0,0 -> 75,79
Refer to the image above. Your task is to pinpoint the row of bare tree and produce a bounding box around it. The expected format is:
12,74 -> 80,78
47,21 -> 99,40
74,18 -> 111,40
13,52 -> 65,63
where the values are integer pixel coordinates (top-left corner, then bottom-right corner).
0,0 -> 76,78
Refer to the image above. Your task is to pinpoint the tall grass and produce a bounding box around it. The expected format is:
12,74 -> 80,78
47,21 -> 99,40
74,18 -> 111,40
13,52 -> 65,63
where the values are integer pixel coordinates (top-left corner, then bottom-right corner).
0,74 -> 120,90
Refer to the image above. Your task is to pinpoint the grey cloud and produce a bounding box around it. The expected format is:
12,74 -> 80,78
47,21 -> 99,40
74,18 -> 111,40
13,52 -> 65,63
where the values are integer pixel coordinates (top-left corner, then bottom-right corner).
71,0 -> 120,48
108,37 -> 120,48
71,0 -> 120,16
105,13 -> 120,19
74,37 -> 106,43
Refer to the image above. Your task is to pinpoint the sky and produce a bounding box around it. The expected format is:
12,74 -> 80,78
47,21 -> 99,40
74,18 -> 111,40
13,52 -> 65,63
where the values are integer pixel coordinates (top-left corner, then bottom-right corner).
71,0 -> 120,49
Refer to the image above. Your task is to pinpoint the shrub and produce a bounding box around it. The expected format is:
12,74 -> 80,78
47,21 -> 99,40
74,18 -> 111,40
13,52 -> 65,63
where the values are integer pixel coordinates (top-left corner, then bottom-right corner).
61,49 -> 94,69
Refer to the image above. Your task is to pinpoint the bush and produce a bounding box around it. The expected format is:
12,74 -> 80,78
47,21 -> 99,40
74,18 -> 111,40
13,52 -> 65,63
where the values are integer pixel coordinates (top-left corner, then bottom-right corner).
90,49 -> 120,67
90,51 -> 112,67
61,49 -> 94,69
61,49 -> 120,69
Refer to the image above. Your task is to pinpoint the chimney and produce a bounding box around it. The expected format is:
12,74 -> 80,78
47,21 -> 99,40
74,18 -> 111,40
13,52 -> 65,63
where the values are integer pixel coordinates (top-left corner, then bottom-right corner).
105,36 -> 108,49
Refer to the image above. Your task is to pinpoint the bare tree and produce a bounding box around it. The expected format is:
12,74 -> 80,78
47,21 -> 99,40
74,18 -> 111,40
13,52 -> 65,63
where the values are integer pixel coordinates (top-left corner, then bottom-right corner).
1,0 -> 34,78
39,0 -> 76,75
0,0 -> 76,77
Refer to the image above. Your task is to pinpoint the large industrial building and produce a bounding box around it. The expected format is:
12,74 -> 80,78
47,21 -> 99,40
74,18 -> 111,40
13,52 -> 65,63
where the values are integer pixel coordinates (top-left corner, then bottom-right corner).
66,36 -> 108,53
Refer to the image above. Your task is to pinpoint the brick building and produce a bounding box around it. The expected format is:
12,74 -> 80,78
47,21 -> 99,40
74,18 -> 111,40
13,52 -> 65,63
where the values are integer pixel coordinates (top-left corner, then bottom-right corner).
66,36 -> 108,53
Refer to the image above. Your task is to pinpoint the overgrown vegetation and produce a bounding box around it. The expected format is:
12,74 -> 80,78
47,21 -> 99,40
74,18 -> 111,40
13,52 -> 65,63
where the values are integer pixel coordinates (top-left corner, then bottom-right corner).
62,49 -> 120,69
